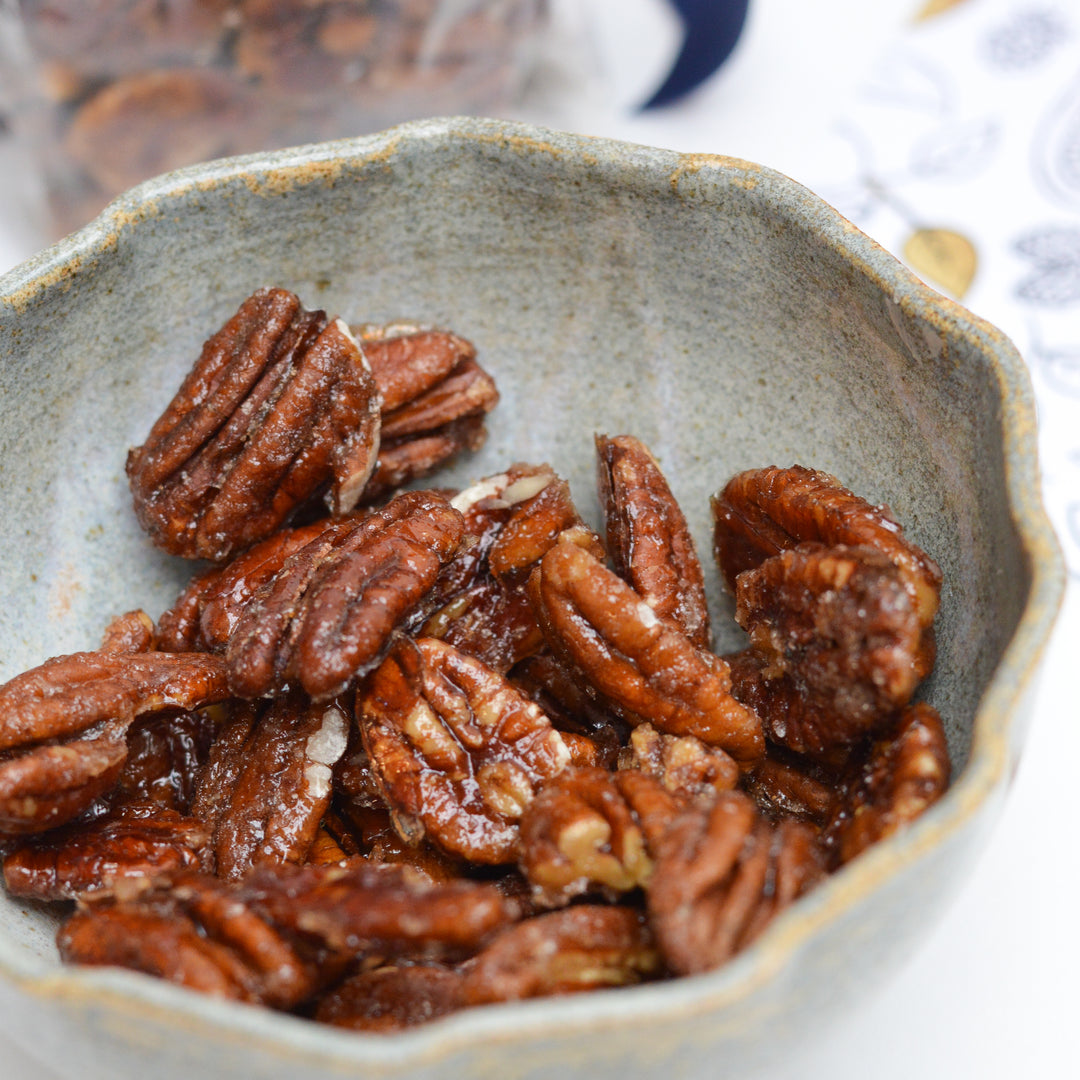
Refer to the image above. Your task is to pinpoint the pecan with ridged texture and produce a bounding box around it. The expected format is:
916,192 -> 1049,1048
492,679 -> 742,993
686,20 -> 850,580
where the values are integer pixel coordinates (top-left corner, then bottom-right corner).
127,287 -> 381,561
529,540 -> 764,765
822,702 -> 950,866
647,790 -> 825,975
740,747 -> 838,826
353,325 -> 498,501
157,517 -> 343,653
460,906 -> 661,1004
59,869 -> 330,1008
518,766 -> 655,907
190,694 -> 349,879
359,637 -> 570,864
240,861 -> 520,960
419,465 -> 601,673
315,962 -> 465,1031
226,490 -> 464,701
596,434 -> 710,648
0,651 -> 229,834
617,721 -> 739,800
711,464 -> 942,628
3,806 -> 209,901
735,543 -> 929,731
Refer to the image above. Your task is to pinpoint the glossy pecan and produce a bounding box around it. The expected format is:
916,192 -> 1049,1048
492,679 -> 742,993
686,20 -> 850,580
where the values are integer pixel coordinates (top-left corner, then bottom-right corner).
127,287 -> 380,561
190,694 -> 349,880
647,790 -> 825,975
822,702 -> 951,866
460,906 -> 661,1004
735,543 -> 928,730
3,806 -> 209,901
359,637 -> 571,864
740,747 -> 838,826
226,490 -> 464,701
365,415 -> 488,501
240,861 -> 520,960
59,869 -> 330,1009
711,465 -> 942,627
518,766 -> 655,907
0,651 -> 229,834
617,721 -> 739,800
100,610 -> 156,654
157,517 -> 344,653
529,540 -> 764,765
596,434 -> 710,648
315,963 -> 465,1031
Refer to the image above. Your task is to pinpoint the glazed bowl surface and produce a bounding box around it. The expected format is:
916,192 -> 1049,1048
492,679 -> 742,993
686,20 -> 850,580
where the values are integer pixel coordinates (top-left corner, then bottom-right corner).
0,116 -> 1064,1079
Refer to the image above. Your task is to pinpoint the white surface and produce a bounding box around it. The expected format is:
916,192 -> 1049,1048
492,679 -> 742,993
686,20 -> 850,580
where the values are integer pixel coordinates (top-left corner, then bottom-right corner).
0,1 -> 1076,1077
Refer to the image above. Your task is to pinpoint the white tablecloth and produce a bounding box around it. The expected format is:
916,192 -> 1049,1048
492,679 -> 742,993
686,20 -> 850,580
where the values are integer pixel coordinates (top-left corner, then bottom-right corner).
1,2 -> 1075,1077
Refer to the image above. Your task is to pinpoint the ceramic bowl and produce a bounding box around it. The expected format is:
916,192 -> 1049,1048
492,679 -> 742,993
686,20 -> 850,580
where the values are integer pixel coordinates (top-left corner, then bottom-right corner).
0,117 -> 1064,1079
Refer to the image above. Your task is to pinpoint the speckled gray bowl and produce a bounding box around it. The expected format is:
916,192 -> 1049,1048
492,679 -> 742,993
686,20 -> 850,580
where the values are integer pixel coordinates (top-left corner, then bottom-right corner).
0,117 -> 1065,1080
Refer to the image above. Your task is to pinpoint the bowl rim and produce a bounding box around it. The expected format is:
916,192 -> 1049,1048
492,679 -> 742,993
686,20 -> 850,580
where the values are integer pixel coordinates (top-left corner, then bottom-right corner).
0,115 -> 1067,1066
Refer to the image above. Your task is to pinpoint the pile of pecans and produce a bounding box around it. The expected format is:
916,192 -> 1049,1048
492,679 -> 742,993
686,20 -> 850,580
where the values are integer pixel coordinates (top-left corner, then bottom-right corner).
0,287 -> 952,1032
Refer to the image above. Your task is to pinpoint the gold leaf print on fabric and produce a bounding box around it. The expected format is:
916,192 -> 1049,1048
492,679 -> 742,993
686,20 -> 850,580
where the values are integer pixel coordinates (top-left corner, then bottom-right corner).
915,0 -> 973,21
903,228 -> 977,298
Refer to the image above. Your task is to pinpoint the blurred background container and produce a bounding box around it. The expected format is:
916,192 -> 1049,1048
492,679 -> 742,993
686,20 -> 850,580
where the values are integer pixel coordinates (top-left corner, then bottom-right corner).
0,0 -> 550,236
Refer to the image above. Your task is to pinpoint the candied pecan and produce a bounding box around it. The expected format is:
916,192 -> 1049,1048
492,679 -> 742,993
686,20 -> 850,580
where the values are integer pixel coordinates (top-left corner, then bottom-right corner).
822,702 -> 951,867
509,651 -> 629,770
711,465 -> 942,627
127,287 -> 380,561
647,791 -> 825,975
735,543 -> 928,729
193,694 -> 349,880
357,326 -> 477,414
418,465 -> 598,673
226,491 -> 464,701
379,356 -> 498,442
596,434 -> 710,648
529,541 -> 764,765
315,963 -> 464,1032
100,610 -> 156,654
59,870 -> 329,1009
157,518 -> 342,653
725,648 -> 860,764
307,825 -> 350,867
3,806 -> 209,901
740,749 -> 837,826
0,725 -> 129,836
518,767 -> 653,907
460,906 -> 661,1004
240,861 -> 520,960
618,722 -> 739,800
0,650 -> 229,752
359,637 -> 571,864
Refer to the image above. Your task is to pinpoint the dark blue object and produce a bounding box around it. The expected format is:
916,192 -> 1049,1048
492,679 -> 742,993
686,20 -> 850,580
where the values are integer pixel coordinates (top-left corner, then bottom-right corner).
642,0 -> 751,109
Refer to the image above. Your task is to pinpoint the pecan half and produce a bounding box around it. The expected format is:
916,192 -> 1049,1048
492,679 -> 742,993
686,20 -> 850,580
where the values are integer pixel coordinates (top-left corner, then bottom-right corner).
596,434 -> 710,648
226,491 -> 464,701
0,650 -> 229,753
647,791 -> 825,975
529,540 -> 764,764
191,694 -> 349,880
240,861 -> 520,960
711,465 -> 942,627
822,702 -> 951,866
518,766 -> 655,907
460,906 -> 661,1004
315,963 -> 465,1031
617,721 -> 739,800
740,748 -> 838,826
359,638 -> 571,864
127,287 -> 381,561
3,806 -> 209,901
365,415 -> 488,502
735,543 -> 928,730
100,610 -> 157,654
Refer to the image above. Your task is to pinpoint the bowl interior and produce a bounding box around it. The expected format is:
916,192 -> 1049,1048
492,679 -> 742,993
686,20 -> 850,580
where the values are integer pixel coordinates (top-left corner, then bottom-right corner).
0,119 -> 1049,1033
